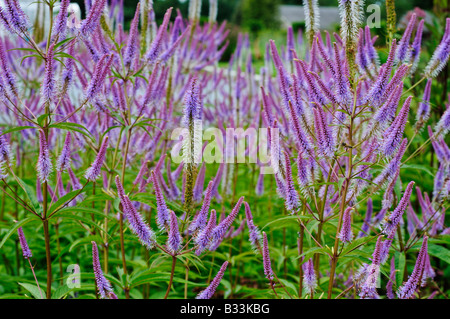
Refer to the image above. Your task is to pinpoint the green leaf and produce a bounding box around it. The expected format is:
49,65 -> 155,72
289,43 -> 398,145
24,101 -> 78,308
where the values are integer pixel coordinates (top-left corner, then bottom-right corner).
18,283 -> 45,299
49,122 -> 95,142
54,52 -> 80,64
428,244 -> 450,265
0,126 -> 35,135
395,251 -> 406,287
51,285 -> 73,299
19,54 -> 43,66
48,189 -> 85,214
10,176 -> 41,211
49,210 -> 109,235
54,37 -> 75,50
262,215 -> 310,231
340,236 -> 378,257
296,246 -> 331,262
401,164 -> 434,177
130,193 -> 184,213
0,218 -> 37,250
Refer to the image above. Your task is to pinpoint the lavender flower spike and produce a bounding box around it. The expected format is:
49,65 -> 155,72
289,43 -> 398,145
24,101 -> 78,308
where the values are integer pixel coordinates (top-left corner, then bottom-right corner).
196,261 -> 228,299
303,259 -> 317,293
244,202 -> 262,251
17,226 -> 32,259
151,170 -> 170,230
195,209 -> 217,256
210,196 -> 244,245
123,3 -> 140,67
359,236 -> 383,299
52,0 -> 70,40
397,236 -> 428,299
338,207 -> 353,243
42,43 -> 56,103
0,130 -> 13,164
85,136 -> 109,181
145,7 -> 173,62
424,18 -> 450,78
122,194 -> 156,249
283,152 -> 300,213
262,232 -> 274,281
189,180 -> 214,233
434,104 -> 450,138
382,96 -> 411,157
167,211 -> 182,253
92,241 -> 116,299
382,181 -> 415,238
56,132 -> 71,172
415,79 -> 432,131
37,130 -> 53,183
395,13 -> 417,64
79,0 -> 107,38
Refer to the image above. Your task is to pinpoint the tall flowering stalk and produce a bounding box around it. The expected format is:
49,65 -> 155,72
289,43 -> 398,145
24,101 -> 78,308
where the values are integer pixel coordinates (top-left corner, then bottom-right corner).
196,261 -> 228,299
85,136 -> 109,181
92,241 -> 117,299
303,0 -> 320,47
397,237 -> 428,299
182,78 -> 202,214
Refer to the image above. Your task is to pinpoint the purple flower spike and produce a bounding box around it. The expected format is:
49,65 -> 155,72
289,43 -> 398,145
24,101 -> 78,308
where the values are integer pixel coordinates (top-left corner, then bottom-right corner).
363,39 -> 397,106
383,181 -> 415,238
195,209 -> 217,256
17,226 -> 32,259
85,53 -> 113,102
358,198 -> 373,238
190,181 -> 214,233
244,202 -> 262,251
52,0 -> 70,40
395,13 -> 417,64
255,172 -> 264,196
287,101 -> 313,158
42,43 -> 56,103
386,257 -> 396,299
151,170 -> 170,230
211,196 -> 244,246
262,232 -> 274,281
61,41 -> 75,91
85,136 -> 108,181
3,0 -> 29,33
283,152 -> 300,212
0,130 -> 13,164
359,236 -> 383,299
434,104 -> 450,138
167,211 -> 182,253
37,130 -> 53,183
397,236 -> 428,299
92,241 -> 116,299
303,259 -> 317,293
373,138 -> 408,188
196,261 -> 228,299
338,207 -> 353,243
122,194 -> 156,249
410,19 -> 424,73
425,18 -> 450,78
79,0 -> 107,38
313,106 -> 335,159
193,163 -> 206,203
382,96 -> 411,157
123,3 -> 140,67
56,132 -> 71,172
145,8 -> 173,62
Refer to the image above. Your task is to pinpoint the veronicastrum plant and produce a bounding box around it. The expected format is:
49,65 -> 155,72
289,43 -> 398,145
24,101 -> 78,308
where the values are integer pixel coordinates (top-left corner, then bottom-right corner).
0,0 -> 448,300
